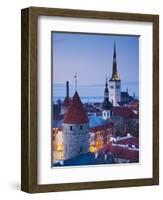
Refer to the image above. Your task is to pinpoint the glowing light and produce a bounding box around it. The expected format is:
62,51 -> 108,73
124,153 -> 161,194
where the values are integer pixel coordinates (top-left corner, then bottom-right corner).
89,145 -> 97,153
54,144 -> 63,151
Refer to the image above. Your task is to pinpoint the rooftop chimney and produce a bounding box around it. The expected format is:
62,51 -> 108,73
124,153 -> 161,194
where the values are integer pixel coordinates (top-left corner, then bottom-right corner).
66,81 -> 69,98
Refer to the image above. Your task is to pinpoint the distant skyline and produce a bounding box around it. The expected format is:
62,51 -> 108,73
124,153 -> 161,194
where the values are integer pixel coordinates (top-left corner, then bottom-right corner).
52,32 -> 139,96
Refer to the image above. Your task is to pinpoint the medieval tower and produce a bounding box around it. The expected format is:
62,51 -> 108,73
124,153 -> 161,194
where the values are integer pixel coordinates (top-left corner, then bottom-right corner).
109,43 -> 121,106
62,91 -> 89,160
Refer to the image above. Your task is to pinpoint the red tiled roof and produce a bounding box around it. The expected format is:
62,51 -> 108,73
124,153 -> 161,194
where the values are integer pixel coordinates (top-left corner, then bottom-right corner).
110,146 -> 139,162
62,96 -> 71,107
98,138 -> 139,162
116,137 -> 139,146
127,100 -> 139,111
128,99 -> 139,106
112,107 -> 139,118
63,91 -> 88,124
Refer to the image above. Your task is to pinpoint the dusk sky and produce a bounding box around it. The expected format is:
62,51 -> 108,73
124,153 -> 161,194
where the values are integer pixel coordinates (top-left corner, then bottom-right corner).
52,32 -> 139,97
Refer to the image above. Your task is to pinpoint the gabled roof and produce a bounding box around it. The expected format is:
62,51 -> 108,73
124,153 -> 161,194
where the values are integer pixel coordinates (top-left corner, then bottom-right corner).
112,107 -> 139,118
63,91 -> 88,124
116,136 -> 139,146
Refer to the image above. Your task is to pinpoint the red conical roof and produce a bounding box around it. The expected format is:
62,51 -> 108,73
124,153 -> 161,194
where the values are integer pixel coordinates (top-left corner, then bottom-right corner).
63,91 -> 88,124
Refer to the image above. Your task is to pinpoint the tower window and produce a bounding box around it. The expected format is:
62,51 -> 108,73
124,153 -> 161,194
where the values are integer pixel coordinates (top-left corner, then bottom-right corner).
70,126 -> 72,131
110,86 -> 114,89
80,125 -> 83,130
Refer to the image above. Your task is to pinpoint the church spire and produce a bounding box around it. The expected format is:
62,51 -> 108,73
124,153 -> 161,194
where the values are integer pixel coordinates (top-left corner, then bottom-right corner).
103,75 -> 112,110
104,75 -> 109,100
105,74 -> 108,89
113,42 -> 116,59
111,42 -> 120,81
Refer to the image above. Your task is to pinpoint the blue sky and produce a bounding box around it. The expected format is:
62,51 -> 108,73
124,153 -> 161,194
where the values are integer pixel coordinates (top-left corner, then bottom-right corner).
52,32 -> 139,95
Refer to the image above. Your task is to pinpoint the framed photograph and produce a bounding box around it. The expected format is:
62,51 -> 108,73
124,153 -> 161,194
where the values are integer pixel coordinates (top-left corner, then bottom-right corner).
21,7 -> 159,193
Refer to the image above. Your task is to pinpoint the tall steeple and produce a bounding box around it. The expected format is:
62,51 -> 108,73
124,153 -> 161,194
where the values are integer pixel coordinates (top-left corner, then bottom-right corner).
109,42 -> 121,106
111,42 -> 120,81
103,75 -> 112,111
104,75 -> 109,100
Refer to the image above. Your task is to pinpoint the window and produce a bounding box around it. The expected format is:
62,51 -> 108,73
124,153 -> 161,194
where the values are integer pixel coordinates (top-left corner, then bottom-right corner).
116,85 -> 120,89
110,86 -> 114,89
103,112 -> 107,117
80,125 -> 83,130
70,126 -> 72,131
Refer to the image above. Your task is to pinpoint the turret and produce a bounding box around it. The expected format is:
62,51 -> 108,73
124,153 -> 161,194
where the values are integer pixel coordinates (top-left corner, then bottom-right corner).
63,91 -> 89,160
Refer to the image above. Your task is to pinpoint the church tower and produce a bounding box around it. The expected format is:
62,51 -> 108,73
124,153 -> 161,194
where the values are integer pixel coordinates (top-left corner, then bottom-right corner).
102,76 -> 112,120
109,43 -> 121,106
62,91 -> 89,160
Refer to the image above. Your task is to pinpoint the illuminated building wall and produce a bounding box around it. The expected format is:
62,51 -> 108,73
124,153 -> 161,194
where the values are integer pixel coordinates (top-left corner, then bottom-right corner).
89,127 -> 113,153
53,125 -> 113,162
53,128 -> 63,162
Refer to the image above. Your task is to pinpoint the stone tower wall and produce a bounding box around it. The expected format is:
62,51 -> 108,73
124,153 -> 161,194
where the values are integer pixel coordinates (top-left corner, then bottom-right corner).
63,123 -> 89,160
109,80 -> 121,106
